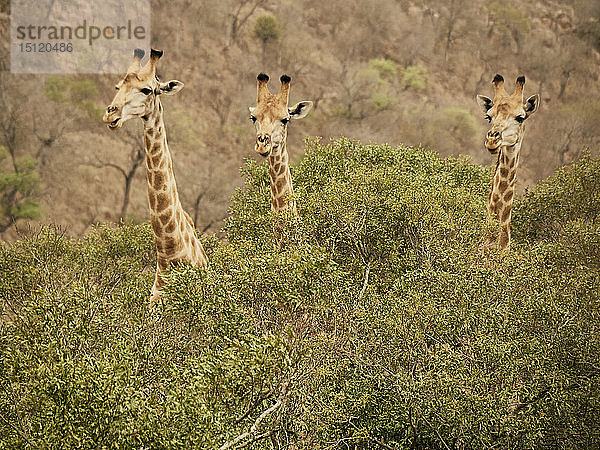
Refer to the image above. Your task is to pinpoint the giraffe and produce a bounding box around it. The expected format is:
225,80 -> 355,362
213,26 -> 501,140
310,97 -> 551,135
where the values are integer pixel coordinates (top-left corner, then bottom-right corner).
248,73 -> 312,239
476,74 -> 539,250
103,48 -> 207,307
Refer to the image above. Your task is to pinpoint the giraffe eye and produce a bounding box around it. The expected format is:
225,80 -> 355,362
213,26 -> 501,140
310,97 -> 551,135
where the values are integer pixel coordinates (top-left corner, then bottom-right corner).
515,115 -> 525,123
281,117 -> 290,125
250,116 -> 257,123
115,86 -> 119,91
140,88 -> 152,95
485,114 -> 492,123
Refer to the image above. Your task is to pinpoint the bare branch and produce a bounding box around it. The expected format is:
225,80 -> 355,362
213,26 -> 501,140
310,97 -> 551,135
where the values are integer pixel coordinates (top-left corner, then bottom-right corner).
219,381 -> 289,450
421,415 -> 451,450
357,260 -> 371,302
81,144 -> 145,222
228,0 -> 267,46
201,221 -> 215,234
82,160 -> 127,179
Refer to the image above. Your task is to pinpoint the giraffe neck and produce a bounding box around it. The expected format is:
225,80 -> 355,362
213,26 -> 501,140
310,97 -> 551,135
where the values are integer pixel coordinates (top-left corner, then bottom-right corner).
142,97 -> 205,264
143,99 -> 181,218
268,140 -> 296,214
488,141 -> 521,249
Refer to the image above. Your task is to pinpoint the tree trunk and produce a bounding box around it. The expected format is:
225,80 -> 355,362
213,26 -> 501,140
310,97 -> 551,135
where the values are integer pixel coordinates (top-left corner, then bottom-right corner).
193,191 -> 205,228
444,5 -> 455,64
118,147 -> 144,223
119,174 -> 133,223
558,71 -> 570,101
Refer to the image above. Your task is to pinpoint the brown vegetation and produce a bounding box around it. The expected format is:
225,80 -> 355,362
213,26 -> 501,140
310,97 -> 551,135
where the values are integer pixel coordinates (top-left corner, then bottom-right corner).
0,0 -> 598,239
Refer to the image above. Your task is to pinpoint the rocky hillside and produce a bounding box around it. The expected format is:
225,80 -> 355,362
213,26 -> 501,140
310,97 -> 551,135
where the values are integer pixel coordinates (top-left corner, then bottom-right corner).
0,0 -> 598,239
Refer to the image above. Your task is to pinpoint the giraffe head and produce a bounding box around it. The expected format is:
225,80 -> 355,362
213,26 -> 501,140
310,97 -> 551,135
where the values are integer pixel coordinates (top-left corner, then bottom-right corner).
476,74 -> 539,154
103,48 -> 184,130
248,73 -> 313,157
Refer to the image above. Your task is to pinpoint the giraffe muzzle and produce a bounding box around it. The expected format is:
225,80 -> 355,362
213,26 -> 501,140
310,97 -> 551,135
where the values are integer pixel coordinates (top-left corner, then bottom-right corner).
103,113 -> 122,129
485,142 -> 500,153
103,105 -> 123,129
107,117 -> 121,129
485,130 -> 501,152
256,135 -> 271,157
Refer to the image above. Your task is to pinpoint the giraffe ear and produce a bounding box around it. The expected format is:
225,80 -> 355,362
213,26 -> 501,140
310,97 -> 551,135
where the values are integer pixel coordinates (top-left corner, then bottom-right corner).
158,80 -> 184,95
524,94 -> 540,116
288,101 -> 313,119
476,95 -> 493,113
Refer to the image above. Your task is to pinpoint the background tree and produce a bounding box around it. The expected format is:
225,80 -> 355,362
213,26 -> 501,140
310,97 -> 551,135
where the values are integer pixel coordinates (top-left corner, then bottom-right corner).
0,77 -> 42,235
226,0 -> 268,48
83,124 -> 145,224
426,0 -> 477,63
0,146 -> 41,234
487,0 -> 531,54
253,14 -> 282,65
0,0 -> 598,239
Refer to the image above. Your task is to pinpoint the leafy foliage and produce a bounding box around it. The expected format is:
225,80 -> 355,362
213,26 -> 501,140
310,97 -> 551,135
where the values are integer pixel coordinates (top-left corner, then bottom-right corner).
0,146 -> 41,232
487,0 -> 530,52
253,14 -> 283,45
1,140 -> 599,448
513,150 -> 600,268
400,64 -> 429,91
367,58 -> 399,81
0,224 -> 296,447
360,59 -> 400,110
44,77 -> 103,120
488,0 -> 531,34
428,107 -> 480,151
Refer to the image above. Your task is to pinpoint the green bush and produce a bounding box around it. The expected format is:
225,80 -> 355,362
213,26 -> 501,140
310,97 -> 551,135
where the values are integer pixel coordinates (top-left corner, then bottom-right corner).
0,146 -> 42,232
371,91 -> 395,110
253,14 -> 282,45
44,77 -> 104,120
487,0 -> 530,37
358,59 -> 400,111
367,58 -> 399,81
440,108 -> 479,139
400,64 -> 428,91
1,139 -> 599,448
512,151 -> 600,270
0,224 -> 300,447
427,107 -> 480,153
